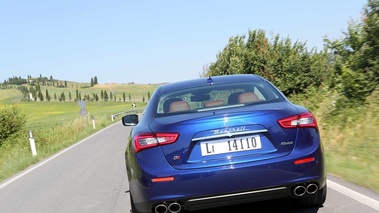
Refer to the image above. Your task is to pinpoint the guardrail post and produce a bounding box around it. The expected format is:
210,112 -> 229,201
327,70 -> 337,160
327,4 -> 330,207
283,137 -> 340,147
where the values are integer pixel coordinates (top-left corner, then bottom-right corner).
28,130 -> 37,156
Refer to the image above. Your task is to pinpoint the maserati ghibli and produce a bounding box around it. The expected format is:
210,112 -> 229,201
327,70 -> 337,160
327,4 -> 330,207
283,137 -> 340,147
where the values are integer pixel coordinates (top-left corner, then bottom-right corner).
122,74 -> 326,213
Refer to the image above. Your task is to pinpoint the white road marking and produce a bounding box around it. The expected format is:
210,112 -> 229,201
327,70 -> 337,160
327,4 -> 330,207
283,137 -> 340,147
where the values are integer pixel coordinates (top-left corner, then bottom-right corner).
327,179 -> 379,211
0,122 -> 119,190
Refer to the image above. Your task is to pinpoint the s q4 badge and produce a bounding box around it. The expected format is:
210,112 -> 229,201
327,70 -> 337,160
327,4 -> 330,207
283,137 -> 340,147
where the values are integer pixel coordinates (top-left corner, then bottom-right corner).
281,141 -> 294,146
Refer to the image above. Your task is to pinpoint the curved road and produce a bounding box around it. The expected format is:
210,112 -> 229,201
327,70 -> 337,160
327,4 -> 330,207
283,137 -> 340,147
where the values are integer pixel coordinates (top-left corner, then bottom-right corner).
0,122 -> 378,213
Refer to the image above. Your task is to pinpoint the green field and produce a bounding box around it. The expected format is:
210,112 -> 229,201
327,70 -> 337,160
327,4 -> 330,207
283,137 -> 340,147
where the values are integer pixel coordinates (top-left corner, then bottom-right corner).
0,83 -> 159,181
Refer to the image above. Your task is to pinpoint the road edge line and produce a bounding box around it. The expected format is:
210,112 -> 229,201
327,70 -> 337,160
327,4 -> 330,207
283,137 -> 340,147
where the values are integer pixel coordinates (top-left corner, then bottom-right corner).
0,122 -> 120,190
327,179 -> 379,211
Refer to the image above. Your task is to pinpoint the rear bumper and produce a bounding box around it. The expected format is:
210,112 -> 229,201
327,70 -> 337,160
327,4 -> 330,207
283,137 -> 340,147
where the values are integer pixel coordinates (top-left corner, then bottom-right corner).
129,146 -> 326,213
183,185 -> 290,211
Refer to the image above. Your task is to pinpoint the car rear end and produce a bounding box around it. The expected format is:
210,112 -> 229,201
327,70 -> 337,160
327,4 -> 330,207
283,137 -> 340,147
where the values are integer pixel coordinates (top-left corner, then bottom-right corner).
125,75 -> 326,213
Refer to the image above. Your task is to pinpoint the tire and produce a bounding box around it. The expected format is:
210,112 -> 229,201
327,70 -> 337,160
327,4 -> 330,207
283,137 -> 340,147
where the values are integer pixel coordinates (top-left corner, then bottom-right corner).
294,184 -> 327,207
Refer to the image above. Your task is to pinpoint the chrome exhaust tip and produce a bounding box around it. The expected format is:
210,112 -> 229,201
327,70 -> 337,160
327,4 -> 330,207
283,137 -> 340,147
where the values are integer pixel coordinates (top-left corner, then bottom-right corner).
306,183 -> 319,195
293,185 -> 306,197
155,203 -> 168,213
168,202 -> 182,213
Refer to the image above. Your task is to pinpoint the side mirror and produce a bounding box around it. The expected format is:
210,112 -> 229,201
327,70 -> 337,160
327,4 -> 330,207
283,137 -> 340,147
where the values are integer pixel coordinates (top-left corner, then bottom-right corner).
122,114 -> 139,126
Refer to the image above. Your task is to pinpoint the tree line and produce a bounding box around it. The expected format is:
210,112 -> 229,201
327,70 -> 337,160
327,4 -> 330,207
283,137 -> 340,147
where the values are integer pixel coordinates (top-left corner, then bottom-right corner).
206,0 -> 379,109
18,85 -> 151,103
2,75 -> 98,89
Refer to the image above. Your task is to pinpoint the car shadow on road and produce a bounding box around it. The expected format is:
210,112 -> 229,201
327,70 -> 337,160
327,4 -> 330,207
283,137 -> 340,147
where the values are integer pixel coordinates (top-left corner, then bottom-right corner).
189,197 -> 320,213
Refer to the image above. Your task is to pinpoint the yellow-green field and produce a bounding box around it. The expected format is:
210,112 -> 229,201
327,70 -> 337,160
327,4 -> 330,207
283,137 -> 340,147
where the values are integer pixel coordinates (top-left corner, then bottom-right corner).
0,83 -> 159,181
0,83 -> 160,128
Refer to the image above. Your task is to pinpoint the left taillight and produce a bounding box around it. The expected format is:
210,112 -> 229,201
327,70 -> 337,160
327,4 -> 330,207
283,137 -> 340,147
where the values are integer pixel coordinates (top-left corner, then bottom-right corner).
133,133 -> 179,153
278,112 -> 318,129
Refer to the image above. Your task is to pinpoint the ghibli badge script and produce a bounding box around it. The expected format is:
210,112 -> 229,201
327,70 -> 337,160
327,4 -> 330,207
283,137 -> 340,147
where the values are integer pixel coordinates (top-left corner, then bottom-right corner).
210,126 -> 249,135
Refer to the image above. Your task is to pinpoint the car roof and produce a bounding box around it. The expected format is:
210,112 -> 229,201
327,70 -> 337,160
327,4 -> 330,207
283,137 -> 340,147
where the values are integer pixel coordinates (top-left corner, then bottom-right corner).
158,74 -> 264,94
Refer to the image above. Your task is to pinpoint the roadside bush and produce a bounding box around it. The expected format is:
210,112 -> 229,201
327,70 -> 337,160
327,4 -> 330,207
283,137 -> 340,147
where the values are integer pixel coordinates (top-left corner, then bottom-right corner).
0,106 -> 26,146
207,29 -> 333,96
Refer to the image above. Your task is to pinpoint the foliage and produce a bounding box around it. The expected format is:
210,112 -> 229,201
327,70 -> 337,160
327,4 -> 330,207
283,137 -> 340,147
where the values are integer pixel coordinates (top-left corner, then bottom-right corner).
288,85 -> 379,192
3,76 -> 28,85
325,0 -> 379,106
0,106 -> 26,146
207,29 -> 333,96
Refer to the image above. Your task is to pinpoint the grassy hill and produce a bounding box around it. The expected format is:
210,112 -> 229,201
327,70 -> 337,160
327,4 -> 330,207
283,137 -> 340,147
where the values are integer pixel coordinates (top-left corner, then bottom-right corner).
0,82 -> 160,181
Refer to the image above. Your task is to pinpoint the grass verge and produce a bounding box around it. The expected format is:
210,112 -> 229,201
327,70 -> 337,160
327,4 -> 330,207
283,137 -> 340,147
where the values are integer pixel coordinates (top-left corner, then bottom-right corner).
290,87 -> 379,192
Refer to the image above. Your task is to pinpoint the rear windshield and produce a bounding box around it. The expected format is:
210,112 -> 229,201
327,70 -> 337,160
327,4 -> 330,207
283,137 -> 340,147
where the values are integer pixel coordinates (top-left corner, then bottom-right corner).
156,82 -> 283,116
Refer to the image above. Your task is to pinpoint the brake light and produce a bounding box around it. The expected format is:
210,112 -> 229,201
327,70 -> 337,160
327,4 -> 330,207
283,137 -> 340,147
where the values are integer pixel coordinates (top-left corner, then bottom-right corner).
278,112 -> 318,128
133,133 -> 179,153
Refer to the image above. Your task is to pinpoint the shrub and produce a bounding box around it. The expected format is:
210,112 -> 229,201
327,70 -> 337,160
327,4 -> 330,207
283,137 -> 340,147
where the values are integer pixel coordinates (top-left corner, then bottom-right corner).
0,106 -> 26,146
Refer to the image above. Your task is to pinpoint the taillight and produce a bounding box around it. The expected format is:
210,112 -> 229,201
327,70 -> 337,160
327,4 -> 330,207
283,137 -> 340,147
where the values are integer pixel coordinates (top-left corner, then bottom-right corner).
133,133 -> 179,153
278,112 -> 318,128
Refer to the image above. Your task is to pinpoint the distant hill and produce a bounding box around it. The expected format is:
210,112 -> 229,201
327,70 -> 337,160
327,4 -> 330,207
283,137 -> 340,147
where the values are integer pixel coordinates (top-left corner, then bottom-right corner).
1,76 -> 161,103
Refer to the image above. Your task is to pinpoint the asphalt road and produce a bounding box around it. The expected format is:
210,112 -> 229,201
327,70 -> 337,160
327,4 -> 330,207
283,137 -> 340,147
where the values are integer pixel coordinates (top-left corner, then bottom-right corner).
0,122 -> 378,213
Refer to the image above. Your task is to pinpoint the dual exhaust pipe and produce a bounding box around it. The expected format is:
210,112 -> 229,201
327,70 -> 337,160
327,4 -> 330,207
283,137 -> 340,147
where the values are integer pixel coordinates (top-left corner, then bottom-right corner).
293,183 -> 319,197
155,202 -> 182,213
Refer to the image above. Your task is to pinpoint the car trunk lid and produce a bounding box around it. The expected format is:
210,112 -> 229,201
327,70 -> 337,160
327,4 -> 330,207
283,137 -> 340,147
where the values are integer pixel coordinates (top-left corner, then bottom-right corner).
151,102 -> 299,169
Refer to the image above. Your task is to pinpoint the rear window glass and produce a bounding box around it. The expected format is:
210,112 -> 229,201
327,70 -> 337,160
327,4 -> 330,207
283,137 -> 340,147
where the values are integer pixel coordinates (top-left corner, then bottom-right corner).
156,82 -> 283,116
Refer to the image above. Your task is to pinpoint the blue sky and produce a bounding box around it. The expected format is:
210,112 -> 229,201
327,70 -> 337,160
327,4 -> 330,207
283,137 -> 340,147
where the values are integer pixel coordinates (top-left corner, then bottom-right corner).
0,0 -> 367,84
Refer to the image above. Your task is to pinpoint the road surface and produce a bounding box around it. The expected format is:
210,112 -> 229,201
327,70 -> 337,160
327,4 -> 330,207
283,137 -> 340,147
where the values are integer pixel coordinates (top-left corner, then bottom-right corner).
0,122 -> 378,213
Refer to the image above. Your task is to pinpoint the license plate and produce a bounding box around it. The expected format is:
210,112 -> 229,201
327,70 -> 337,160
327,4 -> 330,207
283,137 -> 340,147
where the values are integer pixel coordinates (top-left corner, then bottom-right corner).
200,135 -> 262,156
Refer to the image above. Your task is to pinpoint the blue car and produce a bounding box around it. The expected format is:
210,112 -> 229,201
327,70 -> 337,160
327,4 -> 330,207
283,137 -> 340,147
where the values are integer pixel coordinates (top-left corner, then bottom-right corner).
122,74 -> 326,213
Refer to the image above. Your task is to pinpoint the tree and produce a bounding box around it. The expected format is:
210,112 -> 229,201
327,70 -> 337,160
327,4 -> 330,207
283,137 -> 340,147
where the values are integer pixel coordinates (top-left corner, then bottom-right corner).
325,0 -> 379,105
60,92 -> 65,101
94,76 -> 98,85
91,77 -> 94,87
208,29 -> 332,96
104,91 -> 109,101
123,92 -> 126,102
38,91 -> 44,101
8,76 -> 27,85
76,89 -> 79,101
46,89 -> 51,101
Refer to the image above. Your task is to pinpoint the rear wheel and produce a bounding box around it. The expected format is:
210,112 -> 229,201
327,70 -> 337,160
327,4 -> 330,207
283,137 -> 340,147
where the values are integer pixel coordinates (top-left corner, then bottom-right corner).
295,184 -> 327,207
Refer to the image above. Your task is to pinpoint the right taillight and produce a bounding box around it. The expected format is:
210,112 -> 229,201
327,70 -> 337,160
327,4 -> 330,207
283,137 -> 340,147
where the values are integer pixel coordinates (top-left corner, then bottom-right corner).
133,133 -> 179,153
278,112 -> 318,128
